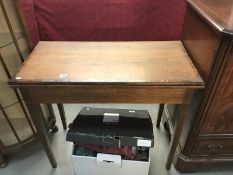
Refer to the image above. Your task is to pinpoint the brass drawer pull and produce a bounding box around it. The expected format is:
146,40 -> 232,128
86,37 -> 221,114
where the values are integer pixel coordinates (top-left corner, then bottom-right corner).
208,144 -> 223,151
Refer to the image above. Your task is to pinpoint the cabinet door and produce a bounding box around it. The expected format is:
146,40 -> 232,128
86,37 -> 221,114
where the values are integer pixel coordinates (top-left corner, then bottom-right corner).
200,49 -> 233,134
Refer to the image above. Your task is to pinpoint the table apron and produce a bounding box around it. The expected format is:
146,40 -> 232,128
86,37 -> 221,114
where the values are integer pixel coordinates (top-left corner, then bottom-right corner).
20,86 -> 193,104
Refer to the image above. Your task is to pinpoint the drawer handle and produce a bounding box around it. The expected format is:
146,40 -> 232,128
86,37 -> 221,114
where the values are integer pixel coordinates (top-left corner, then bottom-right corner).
208,144 -> 223,151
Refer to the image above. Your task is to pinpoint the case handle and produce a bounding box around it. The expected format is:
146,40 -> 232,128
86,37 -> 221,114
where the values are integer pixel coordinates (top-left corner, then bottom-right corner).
103,113 -> 119,123
96,153 -> 122,168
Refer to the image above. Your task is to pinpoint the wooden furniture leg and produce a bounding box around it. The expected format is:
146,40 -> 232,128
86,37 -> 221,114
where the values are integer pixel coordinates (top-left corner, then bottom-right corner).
21,90 -> 57,168
166,103 -> 189,169
156,104 -> 165,127
0,144 -> 7,168
47,104 -> 58,132
57,104 -> 67,130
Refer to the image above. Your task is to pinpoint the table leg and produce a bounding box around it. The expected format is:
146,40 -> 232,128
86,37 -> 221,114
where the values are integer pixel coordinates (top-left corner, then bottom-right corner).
47,104 -> 58,132
156,104 -> 164,127
21,90 -> 57,168
0,150 -> 7,168
57,104 -> 67,130
166,103 -> 189,170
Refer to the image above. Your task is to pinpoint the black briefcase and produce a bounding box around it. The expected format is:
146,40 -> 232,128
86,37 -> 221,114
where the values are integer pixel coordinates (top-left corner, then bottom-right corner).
66,107 -> 154,148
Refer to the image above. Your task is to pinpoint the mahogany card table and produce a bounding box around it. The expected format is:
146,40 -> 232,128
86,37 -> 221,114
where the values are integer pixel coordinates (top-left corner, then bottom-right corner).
8,41 -> 204,169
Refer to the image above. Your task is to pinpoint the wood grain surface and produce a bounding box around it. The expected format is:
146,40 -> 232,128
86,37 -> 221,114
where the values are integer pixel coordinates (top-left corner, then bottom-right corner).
9,41 -> 203,87
182,5 -> 220,82
187,0 -> 233,34
22,86 -> 191,104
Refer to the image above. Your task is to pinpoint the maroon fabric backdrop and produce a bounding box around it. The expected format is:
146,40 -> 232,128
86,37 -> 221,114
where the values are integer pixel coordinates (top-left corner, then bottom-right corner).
18,0 -> 186,49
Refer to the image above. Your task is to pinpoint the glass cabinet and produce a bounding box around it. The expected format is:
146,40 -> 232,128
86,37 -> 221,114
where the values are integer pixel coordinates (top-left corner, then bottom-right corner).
0,0 -> 56,168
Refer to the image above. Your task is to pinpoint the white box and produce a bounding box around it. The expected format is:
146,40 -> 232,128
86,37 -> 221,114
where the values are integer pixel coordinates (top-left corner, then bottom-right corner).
70,145 -> 150,175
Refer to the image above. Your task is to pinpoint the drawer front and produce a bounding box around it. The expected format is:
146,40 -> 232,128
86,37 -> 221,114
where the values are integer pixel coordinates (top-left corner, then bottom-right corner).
192,138 -> 233,156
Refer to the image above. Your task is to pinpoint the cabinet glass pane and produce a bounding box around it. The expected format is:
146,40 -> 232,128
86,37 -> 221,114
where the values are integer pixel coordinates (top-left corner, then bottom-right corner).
0,82 -> 19,108
1,43 -> 22,77
0,109 -> 18,146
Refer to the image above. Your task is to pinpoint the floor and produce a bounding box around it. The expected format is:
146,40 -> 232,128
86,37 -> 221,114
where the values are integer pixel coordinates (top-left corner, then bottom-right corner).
1,104 -> 233,175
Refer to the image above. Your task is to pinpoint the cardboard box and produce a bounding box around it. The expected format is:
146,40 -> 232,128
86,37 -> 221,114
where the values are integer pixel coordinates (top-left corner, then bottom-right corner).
70,144 -> 150,175
67,107 -> 154,175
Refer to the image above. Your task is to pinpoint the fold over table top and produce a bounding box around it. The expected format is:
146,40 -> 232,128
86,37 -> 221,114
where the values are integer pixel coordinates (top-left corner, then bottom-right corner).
9,41 -> 204,88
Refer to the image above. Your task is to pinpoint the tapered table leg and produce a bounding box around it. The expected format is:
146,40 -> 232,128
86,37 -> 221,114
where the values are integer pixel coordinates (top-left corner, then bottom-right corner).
166,103 -> 189,170
21,89 -> 57,168
57,104 -> 67,130
156,104 -> 164,127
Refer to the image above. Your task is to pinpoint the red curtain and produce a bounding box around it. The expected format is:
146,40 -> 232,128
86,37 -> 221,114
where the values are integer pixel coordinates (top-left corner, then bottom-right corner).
18,0 -> 186,48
